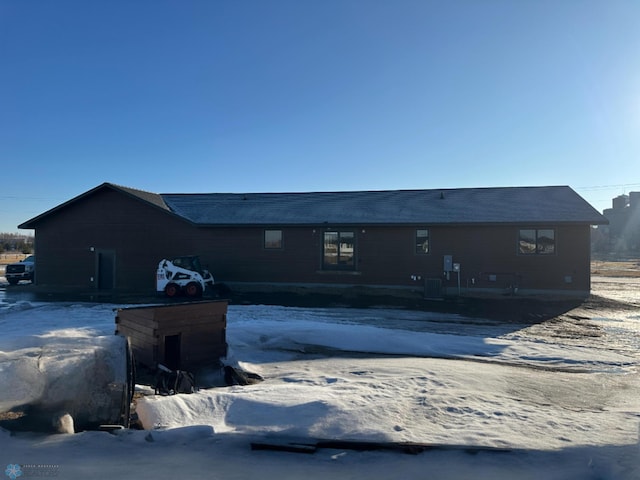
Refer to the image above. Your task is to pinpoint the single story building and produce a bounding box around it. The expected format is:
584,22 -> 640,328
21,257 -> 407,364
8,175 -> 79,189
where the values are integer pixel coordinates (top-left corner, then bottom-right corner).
19,183 -> 607,298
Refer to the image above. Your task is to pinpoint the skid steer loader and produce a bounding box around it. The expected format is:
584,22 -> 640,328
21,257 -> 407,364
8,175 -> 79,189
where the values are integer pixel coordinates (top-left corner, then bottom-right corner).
156,255 -> 215,298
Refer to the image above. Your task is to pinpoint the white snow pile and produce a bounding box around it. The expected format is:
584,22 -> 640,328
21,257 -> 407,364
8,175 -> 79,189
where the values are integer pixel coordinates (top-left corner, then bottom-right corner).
0,283 -> 639,479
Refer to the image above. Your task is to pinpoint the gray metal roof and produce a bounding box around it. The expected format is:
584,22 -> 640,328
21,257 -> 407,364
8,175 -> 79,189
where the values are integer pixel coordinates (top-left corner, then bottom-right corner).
160,186 -> 607,226
115,184 -> 171,212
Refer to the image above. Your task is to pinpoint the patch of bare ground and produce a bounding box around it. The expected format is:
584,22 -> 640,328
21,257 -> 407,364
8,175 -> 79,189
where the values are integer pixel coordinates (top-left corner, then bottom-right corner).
0,253 -> 28,267
511,260 -> 640,342
581,293 -> 638,311
530,264 -> 638,345
591,258 -> 640,278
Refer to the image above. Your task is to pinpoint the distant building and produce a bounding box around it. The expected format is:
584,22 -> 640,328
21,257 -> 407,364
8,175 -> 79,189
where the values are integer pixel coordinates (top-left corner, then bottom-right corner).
19,183 -> 607,298
602,192 -> 640,252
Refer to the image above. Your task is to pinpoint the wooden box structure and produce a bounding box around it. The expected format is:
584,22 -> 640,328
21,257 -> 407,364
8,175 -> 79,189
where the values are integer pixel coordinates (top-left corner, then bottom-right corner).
115,300 -> 228,371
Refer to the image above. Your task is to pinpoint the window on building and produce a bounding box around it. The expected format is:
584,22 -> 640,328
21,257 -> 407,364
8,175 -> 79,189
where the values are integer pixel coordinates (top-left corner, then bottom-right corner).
323,231 -> 355,269
416,229 -> 429,254
264,229 -> 283,249
518,229 -> 555,255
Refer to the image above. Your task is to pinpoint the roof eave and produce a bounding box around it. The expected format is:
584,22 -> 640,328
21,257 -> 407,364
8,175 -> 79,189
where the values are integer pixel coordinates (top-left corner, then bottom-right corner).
190,219 -> 608,228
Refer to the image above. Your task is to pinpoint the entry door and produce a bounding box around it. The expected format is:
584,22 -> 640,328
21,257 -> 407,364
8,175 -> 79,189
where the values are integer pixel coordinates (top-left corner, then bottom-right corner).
96,249 -> 116,290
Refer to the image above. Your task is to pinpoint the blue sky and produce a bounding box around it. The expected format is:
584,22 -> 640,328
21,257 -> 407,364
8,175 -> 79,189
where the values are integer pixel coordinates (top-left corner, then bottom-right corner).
1,0 -> 639,233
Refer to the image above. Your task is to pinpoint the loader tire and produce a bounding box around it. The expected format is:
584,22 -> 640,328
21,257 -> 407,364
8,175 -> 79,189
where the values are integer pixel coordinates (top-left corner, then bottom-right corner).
185,282 -> 202,298
165,283 -> 180,298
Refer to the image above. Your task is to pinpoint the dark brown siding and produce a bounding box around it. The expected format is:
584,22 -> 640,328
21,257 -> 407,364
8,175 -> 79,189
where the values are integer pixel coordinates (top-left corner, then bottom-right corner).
33,188 -> 202,291
191,224 -> 592,294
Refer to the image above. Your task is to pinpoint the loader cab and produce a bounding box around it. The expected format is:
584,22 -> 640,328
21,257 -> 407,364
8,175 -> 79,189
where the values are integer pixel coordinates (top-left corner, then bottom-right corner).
171,255 -> 205,275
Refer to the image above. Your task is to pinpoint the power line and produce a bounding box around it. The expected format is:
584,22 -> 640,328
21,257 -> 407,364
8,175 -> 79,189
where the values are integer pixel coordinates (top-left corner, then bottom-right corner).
576,183 -> 640,191
0,196 -> 55,201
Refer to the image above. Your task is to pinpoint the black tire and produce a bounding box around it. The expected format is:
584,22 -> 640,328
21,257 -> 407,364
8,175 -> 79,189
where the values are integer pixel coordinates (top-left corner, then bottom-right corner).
165,283 -> 180,298
185,282 -> 202,298
7,278 -> 18,286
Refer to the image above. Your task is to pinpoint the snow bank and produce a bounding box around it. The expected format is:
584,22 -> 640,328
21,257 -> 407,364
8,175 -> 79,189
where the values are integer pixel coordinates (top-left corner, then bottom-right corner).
1,297 -> 639,478
0,320 -> 130,430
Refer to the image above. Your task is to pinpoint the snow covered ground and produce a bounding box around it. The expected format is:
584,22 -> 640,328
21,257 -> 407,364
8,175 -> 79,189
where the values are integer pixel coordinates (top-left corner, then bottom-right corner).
0,277 -> 639,479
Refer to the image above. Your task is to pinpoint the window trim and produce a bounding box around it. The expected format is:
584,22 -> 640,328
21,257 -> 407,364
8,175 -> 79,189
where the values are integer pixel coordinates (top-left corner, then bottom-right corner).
415,228 -> 430,255
264,229 -> 283,250
322,230 -> 356,270
518,228 -> 556,255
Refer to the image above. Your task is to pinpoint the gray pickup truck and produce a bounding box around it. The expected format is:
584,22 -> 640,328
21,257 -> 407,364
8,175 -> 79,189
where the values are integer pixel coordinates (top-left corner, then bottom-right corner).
5,255 -> 35,285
